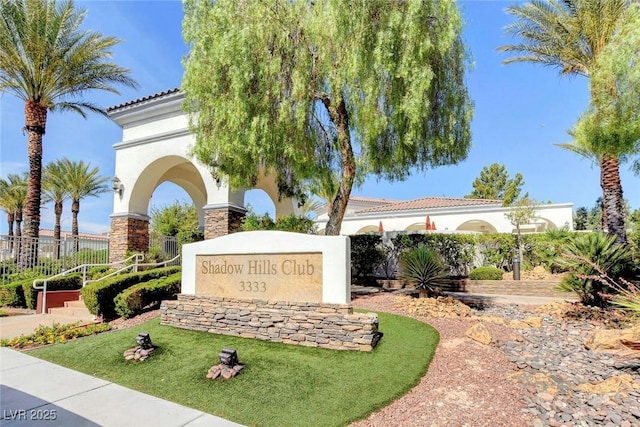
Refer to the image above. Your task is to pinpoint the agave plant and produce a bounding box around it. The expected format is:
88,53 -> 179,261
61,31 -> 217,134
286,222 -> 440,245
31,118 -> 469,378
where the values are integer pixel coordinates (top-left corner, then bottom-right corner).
398,245 -> 447,298
556,232 -> 633,307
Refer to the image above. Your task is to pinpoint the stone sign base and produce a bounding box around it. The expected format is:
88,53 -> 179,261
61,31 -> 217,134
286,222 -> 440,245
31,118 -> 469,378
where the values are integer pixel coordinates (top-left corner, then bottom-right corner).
160,294 -> 382,351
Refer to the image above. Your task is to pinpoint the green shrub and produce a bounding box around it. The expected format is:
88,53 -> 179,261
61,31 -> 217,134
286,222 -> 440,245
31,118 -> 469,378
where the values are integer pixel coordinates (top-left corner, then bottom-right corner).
398,245 -> 447,297
75,248 -> 109,265
389,233 -> 475,277
22,275 -> 82,310
350,234 -> 384,277
81,266 -> 181,319
556,232 -> 633,307
0,281 -> 27,307
474,233 -> 517,271
241,212 -> 317,233
469,266 -> 504,280
114,272 -> 181,319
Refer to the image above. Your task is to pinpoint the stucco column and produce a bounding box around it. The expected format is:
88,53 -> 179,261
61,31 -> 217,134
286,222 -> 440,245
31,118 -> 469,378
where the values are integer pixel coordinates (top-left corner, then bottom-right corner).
203,204 -> 246,239
109,213 -> 150,262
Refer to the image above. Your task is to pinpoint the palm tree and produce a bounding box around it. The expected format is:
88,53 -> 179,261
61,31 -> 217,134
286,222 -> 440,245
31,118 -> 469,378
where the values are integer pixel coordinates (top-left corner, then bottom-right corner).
0,0 -> 137,268
0,174 -> 27,257
42,160 -> 71,259
60,159 -> 109,251
499,0 -> 630,244
0,178 -> 15,240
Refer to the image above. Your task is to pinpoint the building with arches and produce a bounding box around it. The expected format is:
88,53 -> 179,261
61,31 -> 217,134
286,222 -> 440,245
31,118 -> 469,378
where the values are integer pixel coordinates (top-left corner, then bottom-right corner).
106,89 -> 573,260
314,196 -> 573,235
106,89 -> 299,261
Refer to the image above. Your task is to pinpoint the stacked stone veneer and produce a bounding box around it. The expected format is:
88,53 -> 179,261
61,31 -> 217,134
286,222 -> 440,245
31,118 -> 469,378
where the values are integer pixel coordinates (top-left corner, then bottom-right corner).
204,208 -> 245,240
160,294 -> 381,351
109,216 -> 149,262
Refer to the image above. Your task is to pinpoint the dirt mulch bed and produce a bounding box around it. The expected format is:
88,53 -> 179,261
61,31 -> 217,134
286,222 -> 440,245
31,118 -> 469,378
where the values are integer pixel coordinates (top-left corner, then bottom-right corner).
350,293 -> 531,427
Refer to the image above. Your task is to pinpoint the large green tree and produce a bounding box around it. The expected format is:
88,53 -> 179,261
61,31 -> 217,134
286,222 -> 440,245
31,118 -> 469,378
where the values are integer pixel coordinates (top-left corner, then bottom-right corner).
59,159 -> 108,249
500,0 -> 632,245
0,0 -> 136,267
150,201 -> 201,245
183,0 -> 473,235
465,163 -> 525,206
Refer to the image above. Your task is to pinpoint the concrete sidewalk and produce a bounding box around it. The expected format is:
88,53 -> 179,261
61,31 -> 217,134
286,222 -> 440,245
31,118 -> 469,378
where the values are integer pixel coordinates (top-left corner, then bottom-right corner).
0,348 -> 243,426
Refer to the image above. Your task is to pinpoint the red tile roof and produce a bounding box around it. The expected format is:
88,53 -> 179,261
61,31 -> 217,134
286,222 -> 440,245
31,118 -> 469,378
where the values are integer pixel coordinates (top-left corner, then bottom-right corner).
348,196 -> 402,204
106,88 -> 181,113
356,197 -> 502,214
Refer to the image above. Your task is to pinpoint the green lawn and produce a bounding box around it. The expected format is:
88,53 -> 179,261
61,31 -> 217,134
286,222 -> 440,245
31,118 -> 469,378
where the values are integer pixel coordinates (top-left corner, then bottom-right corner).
28,311 -> 438,427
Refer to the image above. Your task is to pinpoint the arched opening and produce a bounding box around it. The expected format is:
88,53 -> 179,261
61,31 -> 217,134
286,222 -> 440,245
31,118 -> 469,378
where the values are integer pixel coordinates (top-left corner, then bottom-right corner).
355,225 -> 380,234
244,188 -> 276,218
405,223 -> 427,232
456,220 -> 497,233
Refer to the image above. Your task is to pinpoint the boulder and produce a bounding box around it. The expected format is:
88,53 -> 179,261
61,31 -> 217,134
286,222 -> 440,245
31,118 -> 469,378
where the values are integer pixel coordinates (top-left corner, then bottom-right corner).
584,325 -> 640,352
465,323 -> 492,345
578,375 -> 640,394
524,316 -> 543,328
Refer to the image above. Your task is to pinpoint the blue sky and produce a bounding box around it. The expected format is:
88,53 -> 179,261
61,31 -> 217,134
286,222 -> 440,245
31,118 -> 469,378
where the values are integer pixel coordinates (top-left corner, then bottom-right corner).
0,1 -> 638,235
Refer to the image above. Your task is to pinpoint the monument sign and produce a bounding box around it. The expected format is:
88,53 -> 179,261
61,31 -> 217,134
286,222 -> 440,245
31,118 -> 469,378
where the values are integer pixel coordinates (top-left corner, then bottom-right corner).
162,230 -> 382,351
181,230 -> 350,304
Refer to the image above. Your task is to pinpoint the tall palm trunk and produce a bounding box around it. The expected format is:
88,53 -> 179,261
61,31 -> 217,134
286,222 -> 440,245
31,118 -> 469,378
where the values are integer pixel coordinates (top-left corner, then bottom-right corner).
54,200 -> 63,259
20,100 -> 47,269
71,198 -> 80,253
15,209 -> 23,260
600,154 -> 627,244
7,212 -> 14,253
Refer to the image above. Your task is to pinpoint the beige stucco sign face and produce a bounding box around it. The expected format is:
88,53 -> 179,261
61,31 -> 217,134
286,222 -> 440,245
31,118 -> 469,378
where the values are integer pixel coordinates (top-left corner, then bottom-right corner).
195,252 -> 323,302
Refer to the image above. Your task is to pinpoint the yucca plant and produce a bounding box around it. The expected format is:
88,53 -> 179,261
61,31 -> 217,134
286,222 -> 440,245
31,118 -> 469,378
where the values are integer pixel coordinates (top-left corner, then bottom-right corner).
398,245 -> 447,298
556,232 -> 633,307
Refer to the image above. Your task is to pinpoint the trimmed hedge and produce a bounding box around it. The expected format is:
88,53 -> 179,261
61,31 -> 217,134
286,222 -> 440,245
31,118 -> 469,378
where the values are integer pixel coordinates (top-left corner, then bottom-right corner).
469,266 -> 504,281
114,272 -> 181,319
350,234 -> 384,277
22,275 -> 82,310
0,281 -> 27,307
81,266 -> 181,319
1,275 -> 81,309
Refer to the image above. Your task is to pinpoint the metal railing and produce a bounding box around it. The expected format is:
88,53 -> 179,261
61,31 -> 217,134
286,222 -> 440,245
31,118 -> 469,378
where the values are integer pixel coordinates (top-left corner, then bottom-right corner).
32,253 -> 145,315
82,254 -> 181,287
1,234 -> 110,284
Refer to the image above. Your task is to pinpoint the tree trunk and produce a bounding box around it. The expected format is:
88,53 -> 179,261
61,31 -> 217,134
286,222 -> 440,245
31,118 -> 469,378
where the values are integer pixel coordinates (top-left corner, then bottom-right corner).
54,200 -> 63,259
15,210 -> 23,261
71,198 -> 80,253
19,100 -> 47,269
7,212 -> 14,253
322,97 -> 355,236
600,154 -> 627,245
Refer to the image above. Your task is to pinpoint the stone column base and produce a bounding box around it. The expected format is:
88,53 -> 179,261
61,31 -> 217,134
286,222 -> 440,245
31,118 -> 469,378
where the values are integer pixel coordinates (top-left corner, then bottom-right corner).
109,214 -> 150,262
203,204 -> 246,239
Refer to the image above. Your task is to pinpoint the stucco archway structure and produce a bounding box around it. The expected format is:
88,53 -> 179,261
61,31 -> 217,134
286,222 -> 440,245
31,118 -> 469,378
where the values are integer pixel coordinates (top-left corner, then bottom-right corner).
106,89 -> 299,261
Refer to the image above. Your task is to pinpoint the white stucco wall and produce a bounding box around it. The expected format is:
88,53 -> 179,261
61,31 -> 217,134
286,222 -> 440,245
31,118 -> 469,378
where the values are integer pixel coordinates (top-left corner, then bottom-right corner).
109,91 -> 299,222
316,203 -> 574,235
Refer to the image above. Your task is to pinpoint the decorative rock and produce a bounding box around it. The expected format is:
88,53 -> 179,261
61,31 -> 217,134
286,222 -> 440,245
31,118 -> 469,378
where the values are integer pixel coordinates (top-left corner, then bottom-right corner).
584,326 -> 640,352
125,354 -> 135,361
480,302 -> 640,427
465,323 -> 491,345
578,375 -> 639,394
524,316 -> 543,328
